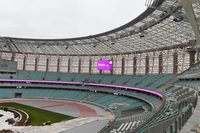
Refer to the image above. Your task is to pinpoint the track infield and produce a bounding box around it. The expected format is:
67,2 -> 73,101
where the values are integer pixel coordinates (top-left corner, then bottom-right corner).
0,102 -> 72,126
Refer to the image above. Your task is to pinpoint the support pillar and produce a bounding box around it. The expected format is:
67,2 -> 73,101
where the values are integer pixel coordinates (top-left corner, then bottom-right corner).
189,49 -> 196,67
11,53 -> 16,61
57,58 -> 60,72
170,125 -> 173,133
179,117 -> 182,131
159,53 -> 163,74
197,48 -> 200,61
46,58 -> 49,72
35,57 -> 38,71
99,58 -> 102,75
121,57 -> 125,75
89,58 -> 92,74
78,58 -> 81,73
68,58 -> 71,73
175,120 -> 178,133
182,114 -> 185,127
110,58 -> 114,75
181,0 -> 200,60
133,56 -> 137,75
23,55 -> 27,70
145,55 -> 149,75
173,51 -> 178,74
99,69 -> 102,75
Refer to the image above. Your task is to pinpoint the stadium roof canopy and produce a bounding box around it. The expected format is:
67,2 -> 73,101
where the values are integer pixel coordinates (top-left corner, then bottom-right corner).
0,0 -> 197,56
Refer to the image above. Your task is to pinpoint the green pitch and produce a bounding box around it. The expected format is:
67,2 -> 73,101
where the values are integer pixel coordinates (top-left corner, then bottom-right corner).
0,102 -> 73,126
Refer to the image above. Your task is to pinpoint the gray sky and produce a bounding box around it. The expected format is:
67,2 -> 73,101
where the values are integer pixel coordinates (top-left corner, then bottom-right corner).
0,0 -> 146,39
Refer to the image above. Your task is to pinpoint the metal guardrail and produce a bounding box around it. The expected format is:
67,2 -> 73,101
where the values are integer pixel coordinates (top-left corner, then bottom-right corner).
133,95 -> 167,133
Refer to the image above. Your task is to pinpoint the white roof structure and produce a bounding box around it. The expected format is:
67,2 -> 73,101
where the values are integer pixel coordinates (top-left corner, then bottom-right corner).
0,0 -> 197,56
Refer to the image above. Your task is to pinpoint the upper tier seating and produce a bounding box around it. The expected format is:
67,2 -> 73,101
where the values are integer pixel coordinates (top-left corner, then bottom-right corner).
16,70 -> 174,90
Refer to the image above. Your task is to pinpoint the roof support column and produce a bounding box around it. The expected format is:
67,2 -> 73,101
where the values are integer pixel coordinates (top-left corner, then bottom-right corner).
99,58 -> 102,75
181,0 -> 200,60
133,56 -> 137,75
99,69 -> 102,75
68,58 -> 71,73
99,70 -> 102,74
57,58 -> 60,72
23,55 -> 27,71
110,57 -> 113,75
145,55 -> 149,75
173,51 -> 178,74
89,58 -> 92,74
197,48 -> 200,61
121,57 -> 125,75
46,57 -> 49,72
187,48 -> 196,67
159,53 -> 163,74
35,57 -> 38,71
11,53 -> 15,61
78,58 -> 81,73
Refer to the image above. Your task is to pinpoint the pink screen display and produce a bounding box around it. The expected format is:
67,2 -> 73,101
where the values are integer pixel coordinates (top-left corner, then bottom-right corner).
96,60 -> 112,70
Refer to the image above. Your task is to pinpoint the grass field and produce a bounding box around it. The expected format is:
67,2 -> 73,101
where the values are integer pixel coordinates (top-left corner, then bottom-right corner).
0,102 -> 73,126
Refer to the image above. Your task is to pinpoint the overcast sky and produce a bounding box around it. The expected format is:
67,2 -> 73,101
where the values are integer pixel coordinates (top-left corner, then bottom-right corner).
0,0 -> 146,39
